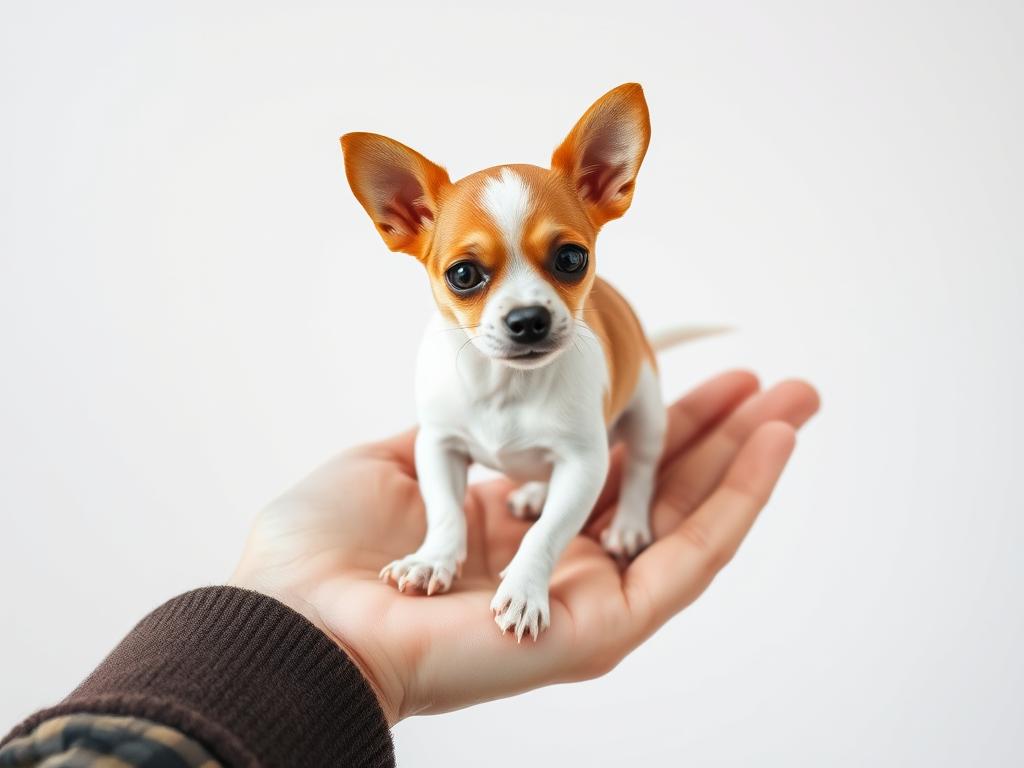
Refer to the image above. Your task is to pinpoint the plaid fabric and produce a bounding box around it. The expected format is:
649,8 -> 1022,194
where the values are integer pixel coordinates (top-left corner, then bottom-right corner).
0,714 -> 221,767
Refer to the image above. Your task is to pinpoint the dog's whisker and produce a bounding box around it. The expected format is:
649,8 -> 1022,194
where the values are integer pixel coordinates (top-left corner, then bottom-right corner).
454,335 -> 477,377
574,326 -> 601,343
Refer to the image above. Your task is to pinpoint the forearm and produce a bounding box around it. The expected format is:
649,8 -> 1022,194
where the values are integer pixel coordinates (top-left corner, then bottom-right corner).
0,587 -> 394,767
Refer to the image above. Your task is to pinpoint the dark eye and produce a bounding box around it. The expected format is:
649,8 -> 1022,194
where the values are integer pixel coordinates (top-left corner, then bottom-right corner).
553,244 -> 588,279
445,260 -> 486,293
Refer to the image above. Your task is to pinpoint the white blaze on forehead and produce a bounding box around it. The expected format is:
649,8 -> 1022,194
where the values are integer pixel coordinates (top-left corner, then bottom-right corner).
481,168 -> 531,258
478,166 -> 564,328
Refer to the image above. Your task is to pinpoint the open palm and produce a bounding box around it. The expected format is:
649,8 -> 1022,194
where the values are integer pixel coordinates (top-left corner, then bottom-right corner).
230,370 -> 818,724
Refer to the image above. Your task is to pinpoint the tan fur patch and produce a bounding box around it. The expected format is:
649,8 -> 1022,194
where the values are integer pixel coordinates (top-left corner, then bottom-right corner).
583,276 -> 655,424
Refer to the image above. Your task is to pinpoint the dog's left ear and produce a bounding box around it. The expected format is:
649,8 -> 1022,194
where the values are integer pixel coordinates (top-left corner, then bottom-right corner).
551,83 -> 651,227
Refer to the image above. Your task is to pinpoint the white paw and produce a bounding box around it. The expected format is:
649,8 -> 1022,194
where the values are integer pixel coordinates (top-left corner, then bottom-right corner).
380,552 -> 461,595
490,571 -> 551,642
601,521 -> 652,559
506,482 -> 548,520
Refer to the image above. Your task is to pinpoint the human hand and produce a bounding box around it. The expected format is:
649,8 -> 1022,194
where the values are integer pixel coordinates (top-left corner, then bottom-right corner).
229,370 -> 819,724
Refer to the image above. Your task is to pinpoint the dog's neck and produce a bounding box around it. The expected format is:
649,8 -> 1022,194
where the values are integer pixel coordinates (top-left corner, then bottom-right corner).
445,319 -> 593,407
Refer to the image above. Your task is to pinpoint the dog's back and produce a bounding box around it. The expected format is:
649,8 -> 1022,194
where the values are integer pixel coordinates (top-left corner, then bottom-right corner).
583,276 -> 656,425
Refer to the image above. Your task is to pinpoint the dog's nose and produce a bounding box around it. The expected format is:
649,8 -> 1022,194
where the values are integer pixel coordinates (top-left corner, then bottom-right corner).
504,305 -> 551,343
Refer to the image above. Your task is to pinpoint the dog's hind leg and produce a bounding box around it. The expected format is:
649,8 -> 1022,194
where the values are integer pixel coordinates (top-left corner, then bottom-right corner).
506,481 -> 548,520
602,362 -> 666,559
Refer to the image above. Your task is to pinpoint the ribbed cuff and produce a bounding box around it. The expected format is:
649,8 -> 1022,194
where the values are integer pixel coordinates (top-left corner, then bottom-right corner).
1,587 -> 394,768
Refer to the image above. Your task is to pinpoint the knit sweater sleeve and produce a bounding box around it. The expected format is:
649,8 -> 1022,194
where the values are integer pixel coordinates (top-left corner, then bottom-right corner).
0,587 -> 395,768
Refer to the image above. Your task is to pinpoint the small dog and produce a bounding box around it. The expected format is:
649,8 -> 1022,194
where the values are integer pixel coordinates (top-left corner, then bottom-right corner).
342,84 -> 700,641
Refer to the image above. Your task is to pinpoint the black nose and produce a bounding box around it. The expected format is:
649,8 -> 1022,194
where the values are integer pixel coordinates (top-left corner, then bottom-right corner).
504,305 -> 551,343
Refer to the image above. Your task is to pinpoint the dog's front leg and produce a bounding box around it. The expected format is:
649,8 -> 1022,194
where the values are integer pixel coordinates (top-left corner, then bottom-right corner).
491,443 -> 609,640
380,428 -> 468,595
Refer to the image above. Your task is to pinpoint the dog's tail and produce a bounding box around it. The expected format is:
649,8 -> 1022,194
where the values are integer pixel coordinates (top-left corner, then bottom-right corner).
649,325 -> 732,353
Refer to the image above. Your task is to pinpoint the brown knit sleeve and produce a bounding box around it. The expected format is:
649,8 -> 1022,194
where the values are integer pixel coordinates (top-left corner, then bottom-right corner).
0,587 -> 395,768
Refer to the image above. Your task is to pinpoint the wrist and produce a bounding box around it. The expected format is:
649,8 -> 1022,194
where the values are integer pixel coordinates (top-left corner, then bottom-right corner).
227,571 -> 403,725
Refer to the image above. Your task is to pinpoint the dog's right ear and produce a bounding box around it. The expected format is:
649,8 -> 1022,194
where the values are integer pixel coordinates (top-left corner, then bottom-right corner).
340,133 -> 451,259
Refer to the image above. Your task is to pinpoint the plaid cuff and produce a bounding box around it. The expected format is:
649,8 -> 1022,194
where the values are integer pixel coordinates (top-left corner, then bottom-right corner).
0,713 -> 220,767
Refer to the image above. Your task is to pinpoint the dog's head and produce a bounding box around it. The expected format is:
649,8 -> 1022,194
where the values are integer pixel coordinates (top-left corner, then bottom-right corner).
341,84 -> 650,369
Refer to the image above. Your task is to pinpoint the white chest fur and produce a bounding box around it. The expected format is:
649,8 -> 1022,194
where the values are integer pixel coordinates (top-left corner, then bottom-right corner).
415,313 -> 610,480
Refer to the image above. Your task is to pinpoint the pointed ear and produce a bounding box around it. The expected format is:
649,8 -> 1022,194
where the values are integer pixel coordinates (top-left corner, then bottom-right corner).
551,83 -> 651,227
340,132 -> 451,258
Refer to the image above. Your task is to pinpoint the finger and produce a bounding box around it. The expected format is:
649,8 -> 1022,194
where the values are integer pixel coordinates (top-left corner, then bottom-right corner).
592,370 -> 761,516
624,421 -> 797,629
661,370 -> 762,461
649,378 -> 818,537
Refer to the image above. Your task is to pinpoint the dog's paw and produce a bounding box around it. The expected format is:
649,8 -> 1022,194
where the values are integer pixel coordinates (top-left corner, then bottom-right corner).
380,552 -> 461,595
506,482 -> 548,520
490,571 -> 551,642
601,521 -> 652,560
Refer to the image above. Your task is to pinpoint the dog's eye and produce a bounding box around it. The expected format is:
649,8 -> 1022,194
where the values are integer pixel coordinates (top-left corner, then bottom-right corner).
552,244 -> 588,279
445,261 -> 486,293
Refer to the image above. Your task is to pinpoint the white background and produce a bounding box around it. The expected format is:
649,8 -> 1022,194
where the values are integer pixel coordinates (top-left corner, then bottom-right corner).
2,1 -> 1022,765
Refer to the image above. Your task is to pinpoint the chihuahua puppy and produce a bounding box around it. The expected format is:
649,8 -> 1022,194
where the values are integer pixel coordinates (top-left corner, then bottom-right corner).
342,83 -> 686,641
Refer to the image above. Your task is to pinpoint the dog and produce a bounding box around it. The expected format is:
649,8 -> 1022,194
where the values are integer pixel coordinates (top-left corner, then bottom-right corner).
342,83 -> 701,642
